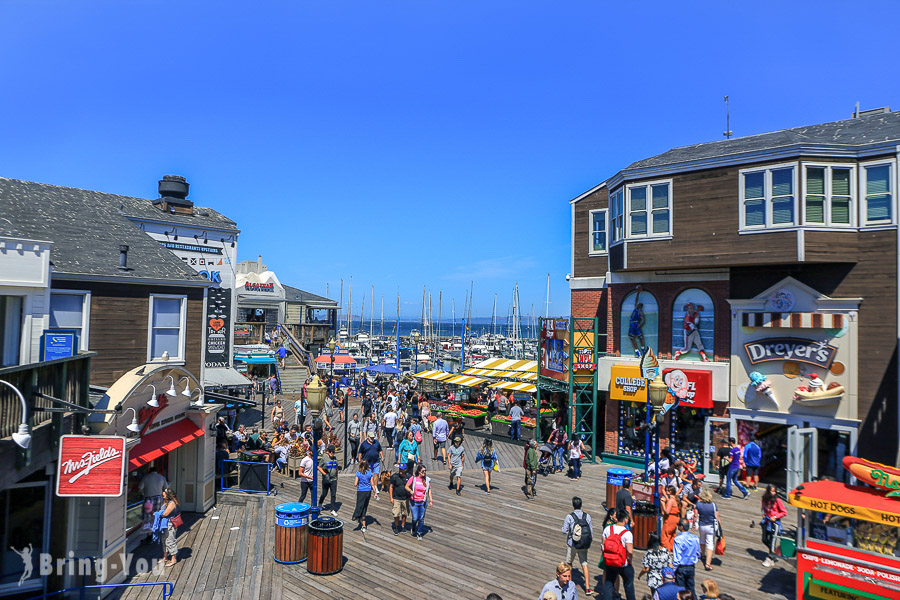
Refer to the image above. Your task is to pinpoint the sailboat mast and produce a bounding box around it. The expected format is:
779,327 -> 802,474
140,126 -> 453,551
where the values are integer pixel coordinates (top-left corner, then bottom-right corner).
348,277 -> 353,337
545,273 -> 550,318
339,279 -> 344,333
381,296 -> 384,337
370,285 -> 374,338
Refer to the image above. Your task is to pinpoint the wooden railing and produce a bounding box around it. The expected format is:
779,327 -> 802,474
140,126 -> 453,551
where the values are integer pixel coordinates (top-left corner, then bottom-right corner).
0,353 -> 93,440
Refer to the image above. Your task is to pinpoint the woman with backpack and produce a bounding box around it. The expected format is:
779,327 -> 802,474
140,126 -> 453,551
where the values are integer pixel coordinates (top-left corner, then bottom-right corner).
475,438 -> 498,494
398,430 -> 420,474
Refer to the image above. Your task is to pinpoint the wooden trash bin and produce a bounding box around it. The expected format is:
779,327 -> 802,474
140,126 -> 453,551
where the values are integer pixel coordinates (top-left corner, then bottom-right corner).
307,517 -> 344,575
273,502 -> 310,564
631,505 -> 657,550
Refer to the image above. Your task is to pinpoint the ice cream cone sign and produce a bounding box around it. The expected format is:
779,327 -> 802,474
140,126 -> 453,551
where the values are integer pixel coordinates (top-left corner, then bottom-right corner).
748,371 -> 777,404
640,346 -> 659,380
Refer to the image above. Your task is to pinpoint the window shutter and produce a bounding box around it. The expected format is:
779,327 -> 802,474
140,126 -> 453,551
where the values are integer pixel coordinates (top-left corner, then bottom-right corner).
631,213 -> 647,235
772,198 -> 794,224
630,187 -> 647,211
832,168 -> 851,196
867,165 -> 890,195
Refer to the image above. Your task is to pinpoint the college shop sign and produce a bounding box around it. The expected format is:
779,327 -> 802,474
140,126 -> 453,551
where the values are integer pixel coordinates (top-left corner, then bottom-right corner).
743,337 -> 837,370
610,365 -> 646,401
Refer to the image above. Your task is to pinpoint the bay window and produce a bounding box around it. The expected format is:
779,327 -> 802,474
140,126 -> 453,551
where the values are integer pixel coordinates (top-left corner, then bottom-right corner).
609,188 -> 624,243
627,181 -> 671,238
803,165 -> 854,227
740,164 -> 797,230
862,161 -> 894,224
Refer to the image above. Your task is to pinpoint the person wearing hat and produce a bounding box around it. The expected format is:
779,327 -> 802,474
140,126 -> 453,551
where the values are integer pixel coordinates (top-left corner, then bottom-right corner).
389,462 -> 411,535
652,567 -> 685,600
524,439 -> 539,500
448,436 -> 466,495
317,445 -> 340,517
357,430 -> 384,491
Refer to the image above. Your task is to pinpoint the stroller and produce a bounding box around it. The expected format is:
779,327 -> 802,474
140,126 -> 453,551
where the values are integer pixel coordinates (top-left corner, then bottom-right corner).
537,444 -> 555,476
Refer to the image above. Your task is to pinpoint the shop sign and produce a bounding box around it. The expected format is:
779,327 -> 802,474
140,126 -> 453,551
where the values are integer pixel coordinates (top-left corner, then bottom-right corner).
573,347 -> 595,371
610,365 -> 646,401
744,337 -> 837,369
205,287 -> 232,368
662,368 -> 714,409
57,435 -> 126,497
843,457 -> 900,498
162,241 -> 222,255
799,552 -> 900,589
244,282 -> 275,293
789,493 -> 900,527
138,394 -> 169,435
234,324 -> 251,336
40,329 -> 78,361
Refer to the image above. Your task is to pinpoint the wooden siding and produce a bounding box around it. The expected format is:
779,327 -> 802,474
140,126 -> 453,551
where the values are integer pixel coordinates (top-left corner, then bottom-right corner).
804,230 -> 859,262
51,280 -> 205,387
572,186 -> 608,278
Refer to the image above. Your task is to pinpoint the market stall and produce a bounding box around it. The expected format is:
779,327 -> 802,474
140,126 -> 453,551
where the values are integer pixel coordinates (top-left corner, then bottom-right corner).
789,456 -> 900,599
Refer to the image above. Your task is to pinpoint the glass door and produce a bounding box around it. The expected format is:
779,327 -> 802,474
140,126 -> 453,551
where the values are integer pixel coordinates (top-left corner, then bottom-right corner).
704,416 -> 734,485
787,426 -> 818,492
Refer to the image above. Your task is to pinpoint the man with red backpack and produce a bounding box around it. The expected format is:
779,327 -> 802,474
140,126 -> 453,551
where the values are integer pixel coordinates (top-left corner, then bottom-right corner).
602,509 -> 635,600
561,496 -> 594,595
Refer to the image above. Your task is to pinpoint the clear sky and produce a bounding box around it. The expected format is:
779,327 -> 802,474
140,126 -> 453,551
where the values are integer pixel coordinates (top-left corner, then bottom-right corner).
2,1 -> 899,318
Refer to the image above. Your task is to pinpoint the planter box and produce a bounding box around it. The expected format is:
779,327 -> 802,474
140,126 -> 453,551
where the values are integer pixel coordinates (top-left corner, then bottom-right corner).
462,414 -> 486,430
490,420 -> 510,437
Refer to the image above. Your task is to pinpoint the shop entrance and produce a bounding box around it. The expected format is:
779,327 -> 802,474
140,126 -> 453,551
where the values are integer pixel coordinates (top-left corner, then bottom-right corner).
787,426 -> 818,492
703,417 -> 734,484
736,419 -> 789,488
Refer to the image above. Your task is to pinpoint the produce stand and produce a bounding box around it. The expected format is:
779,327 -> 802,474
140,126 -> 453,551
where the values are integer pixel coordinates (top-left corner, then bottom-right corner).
490,418 -> 510,438
462,412 -> 487,430
789,457 -> 900,600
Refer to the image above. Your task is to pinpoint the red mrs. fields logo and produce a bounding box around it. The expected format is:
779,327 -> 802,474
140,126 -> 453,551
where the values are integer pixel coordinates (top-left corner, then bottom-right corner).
57,435 -> 126,497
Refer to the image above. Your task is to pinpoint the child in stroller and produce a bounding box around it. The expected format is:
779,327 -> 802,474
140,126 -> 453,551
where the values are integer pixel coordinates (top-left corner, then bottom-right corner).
537,444 -> 555,476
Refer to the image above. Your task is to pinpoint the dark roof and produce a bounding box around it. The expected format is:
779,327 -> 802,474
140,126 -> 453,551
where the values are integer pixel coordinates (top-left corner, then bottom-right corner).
0,177 -> 206,283
283,284 -> 337,305
626,110 -> 900,171
120,195 -> 238,230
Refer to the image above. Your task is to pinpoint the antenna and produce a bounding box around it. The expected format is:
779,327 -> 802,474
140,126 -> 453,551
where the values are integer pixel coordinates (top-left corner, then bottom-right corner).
723,96 -> 733,139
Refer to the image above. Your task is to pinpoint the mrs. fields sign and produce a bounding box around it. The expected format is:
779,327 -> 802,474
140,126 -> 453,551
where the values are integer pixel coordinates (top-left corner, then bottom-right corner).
56,435 -> 126,497
743,337 -> 838,370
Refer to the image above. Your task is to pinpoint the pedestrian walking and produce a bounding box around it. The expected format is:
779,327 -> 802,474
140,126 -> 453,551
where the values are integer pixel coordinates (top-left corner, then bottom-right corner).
742,435 -> 761,491
616,478 -> 634,522
357,431 -> 384,491
562,496 -> 594,596
139,467 -> 169,544
722,438 -> 748,500
271,399 -> 285,430
698,579 -> 719,600
601,509 -> 635,600
277,344 -> 288,368
550,425 -> 568,473
661,486 -> 682,551
404,464 -> 433,541
638,533 -> 671,596
352,459 -> 375,532
268,374 -> 278,397
297,449 -> 314,502
570,437 -> 585,480
398,430 -> 420,473
760,485 -> 787,568
432,412 -> 450,462
673,519 -> 701,600
317,445 -> 340,516
347,413 -> 361,465
382,407 -> 398,449
476,438 -> 498,494
694,490 -> 718,571
448,436 -> 466,495
389,462 -> 411,535
539,562 -> 579,600
524,439 -> 539,500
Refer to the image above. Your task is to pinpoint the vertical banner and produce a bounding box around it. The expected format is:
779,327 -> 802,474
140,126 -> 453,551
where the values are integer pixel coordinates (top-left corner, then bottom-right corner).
540,318 -> 569,381
205,287 -> 232,368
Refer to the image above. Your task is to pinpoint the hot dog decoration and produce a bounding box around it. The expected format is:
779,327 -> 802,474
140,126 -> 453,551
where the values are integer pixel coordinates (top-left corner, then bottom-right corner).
843,456 -> 900,498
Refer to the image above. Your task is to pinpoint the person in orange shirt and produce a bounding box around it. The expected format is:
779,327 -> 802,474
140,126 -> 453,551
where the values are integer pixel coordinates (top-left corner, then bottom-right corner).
661,485 -> 682,551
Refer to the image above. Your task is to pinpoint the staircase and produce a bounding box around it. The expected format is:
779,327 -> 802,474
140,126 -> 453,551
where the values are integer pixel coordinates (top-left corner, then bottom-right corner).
279,353 -> 309,394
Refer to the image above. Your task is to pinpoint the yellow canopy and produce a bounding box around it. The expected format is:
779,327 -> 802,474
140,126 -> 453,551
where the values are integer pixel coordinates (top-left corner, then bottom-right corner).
488,381 -> 537,393
471,358 -> 538,373
414,370 -> 454,381
443,375 -> 487,387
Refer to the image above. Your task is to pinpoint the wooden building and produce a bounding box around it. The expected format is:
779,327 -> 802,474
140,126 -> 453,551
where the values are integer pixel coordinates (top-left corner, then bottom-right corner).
569,108 -> 899,474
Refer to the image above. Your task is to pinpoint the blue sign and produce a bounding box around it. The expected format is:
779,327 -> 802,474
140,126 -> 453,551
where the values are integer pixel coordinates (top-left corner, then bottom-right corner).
41,329 -> 78,361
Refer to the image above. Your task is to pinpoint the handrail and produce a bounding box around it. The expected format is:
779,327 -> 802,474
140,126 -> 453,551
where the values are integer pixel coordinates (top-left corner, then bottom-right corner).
276,323 -> 316,374
25,581 -> 174,600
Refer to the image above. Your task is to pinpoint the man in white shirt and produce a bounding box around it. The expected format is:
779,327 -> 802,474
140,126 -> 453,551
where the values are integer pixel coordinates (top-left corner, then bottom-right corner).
139,468 -> 169,543
297,450 -> 315,503
383,409 -> 398,450
602,509 -> 636,600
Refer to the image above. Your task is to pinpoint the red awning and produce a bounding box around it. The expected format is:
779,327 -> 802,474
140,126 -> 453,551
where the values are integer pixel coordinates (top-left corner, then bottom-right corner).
315,354 -> 357,364
129,418 -> 204,471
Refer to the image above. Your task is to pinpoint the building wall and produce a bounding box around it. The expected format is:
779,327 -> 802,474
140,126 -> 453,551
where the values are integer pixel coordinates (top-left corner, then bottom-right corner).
572,186 -> 609,278
51,280 -> 206,386
0,237 -> 52,365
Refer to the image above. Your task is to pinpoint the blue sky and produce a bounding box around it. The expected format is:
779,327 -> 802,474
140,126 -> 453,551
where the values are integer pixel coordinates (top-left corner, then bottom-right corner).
2,1 -> 899,318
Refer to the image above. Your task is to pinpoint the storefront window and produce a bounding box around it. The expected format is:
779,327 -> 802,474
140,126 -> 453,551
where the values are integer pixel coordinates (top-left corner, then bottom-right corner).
809,512 -> 900,558
620,290 -> 658,357
0,483 -> 46,591
671,289 -> 714,359
669,408 -> 709,473
618,402 -> 649,457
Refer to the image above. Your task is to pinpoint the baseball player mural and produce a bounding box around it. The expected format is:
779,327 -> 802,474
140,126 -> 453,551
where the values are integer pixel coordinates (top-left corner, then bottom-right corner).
673,301 -> 710,362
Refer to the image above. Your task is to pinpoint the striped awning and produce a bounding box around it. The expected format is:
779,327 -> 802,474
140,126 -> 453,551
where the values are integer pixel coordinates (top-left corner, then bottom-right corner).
488,381 -> 537,393
414,370 -> 454,381
515,372 -> 538,381
443,375 -> 487,387
742,312 -> 846,329
471,358 -> 538,372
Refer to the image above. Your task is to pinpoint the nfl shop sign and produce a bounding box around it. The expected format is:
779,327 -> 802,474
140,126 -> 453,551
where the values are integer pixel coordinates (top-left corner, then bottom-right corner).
57,435 -> 127,497
661,368 -> 714,409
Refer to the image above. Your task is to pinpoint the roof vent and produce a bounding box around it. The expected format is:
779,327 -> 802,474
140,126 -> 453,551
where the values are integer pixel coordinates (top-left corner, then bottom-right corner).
155,175 -> 193,215
852,104 -> 891,118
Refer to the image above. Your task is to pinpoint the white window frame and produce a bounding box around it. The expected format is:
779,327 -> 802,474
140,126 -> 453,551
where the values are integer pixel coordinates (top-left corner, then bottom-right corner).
800,163 -> 857,228
49,290 -> 91,351
625,179 -> 673,240
860,159 -> 897,227
739,162 -> 799,231
147,294 -> 187,364
609,188 -> 625,245
588,209 -> 608,255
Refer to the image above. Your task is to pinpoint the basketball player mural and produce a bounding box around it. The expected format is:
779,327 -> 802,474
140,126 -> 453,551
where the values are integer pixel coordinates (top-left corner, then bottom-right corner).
628,285 -> 646,357
674,301 -> 710,362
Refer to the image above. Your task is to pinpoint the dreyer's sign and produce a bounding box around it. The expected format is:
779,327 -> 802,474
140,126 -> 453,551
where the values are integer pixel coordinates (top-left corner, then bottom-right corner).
743,337 -> 837,370
56,435 -> 126,497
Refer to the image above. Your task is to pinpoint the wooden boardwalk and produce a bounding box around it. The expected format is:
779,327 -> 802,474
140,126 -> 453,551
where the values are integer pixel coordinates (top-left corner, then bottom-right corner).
113,397 -> 797,600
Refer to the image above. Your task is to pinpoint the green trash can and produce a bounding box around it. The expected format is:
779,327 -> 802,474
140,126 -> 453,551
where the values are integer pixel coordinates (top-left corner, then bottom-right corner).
779,536 -> 796,558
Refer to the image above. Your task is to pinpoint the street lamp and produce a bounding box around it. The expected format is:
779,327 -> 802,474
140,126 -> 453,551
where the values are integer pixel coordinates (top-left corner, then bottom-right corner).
306,375 -> 327,517
123,407 -> 141,433
1,380 -> 31,449
328,338 -> 336,399
144,384 -> 160,408
411,330 -> 420,373
646,373 -> 668,536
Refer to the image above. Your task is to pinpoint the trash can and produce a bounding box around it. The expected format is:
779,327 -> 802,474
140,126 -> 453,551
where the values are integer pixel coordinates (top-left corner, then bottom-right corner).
606,468 -> 634,509
307,516 -> 344,575
632,501 -> 657,550
274,502 -> 311,564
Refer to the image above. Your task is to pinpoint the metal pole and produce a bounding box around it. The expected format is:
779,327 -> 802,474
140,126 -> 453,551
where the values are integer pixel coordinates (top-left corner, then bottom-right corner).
644,396 -> 652,476
654,415 -> 661,537
311,413 -> 322,517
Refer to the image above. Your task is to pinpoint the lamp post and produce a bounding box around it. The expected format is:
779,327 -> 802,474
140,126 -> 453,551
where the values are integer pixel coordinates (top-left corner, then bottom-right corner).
328,338 -> 336,399
646,373 -> 669,537
306,375 -> 326,517
411,330 -> 420,373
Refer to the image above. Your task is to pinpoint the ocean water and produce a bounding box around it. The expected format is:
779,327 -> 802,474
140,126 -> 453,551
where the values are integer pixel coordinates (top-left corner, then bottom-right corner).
341,318 -> 544,339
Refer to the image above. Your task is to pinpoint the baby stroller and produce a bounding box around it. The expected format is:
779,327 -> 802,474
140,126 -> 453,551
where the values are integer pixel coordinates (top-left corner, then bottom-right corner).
537,444 -> 555,476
